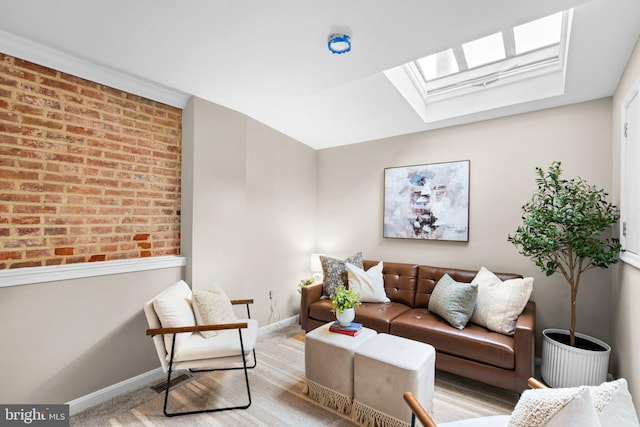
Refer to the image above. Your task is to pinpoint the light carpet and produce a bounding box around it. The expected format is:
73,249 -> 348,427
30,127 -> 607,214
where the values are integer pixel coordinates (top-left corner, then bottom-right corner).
71,324 -> 519,426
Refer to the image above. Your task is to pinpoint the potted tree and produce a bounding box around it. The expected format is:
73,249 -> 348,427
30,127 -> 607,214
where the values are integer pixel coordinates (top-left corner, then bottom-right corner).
508,161 -> 621,387
330,284 -> 362,326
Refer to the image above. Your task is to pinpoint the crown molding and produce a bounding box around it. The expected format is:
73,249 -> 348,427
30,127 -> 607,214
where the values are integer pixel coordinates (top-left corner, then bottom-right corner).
0,30 -> 190,108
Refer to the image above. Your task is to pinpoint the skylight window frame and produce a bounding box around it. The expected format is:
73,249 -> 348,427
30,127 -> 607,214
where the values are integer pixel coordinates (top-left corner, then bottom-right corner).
406,10 -> 572,103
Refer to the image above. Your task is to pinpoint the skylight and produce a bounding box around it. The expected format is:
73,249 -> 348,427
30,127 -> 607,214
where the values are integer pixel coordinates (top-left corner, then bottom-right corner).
462,32 -> 505,69
384,9 -> 573,124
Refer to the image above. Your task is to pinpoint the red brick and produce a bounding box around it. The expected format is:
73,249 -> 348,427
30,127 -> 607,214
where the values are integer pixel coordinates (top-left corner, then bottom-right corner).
26,249 -> 51,258
0,251 -> 22,260
54,247 -> 74,256
13,58 -> 57,77
16,228 -> 40,236
13,205 -> 56,214
11,216 -> 40,225
41,77 -> 78,93
45,227 -> 67,235
10,261 -> 41,268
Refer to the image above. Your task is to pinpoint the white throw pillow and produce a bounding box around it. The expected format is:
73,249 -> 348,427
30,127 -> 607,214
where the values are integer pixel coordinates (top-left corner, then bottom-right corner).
510,387 -> 600,427
152,280 -> 196,353
545,388 -> 601,427
192,284 -> 238,338
590,379 -> 640,426
346,261 -> 390,303
470,267 -> 533,335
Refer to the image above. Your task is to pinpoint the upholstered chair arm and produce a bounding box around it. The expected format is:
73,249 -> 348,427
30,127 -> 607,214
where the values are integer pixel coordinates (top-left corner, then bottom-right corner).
146,321 -> 249,337
513,301 -> 536,392
300,283 -> 323,331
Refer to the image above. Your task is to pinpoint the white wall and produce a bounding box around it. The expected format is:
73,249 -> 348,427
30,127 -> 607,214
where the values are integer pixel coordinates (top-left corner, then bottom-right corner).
611,36 -> 640,409
181,97 -> 318,325
0,266 -> 183,403
317,98 -> 614,353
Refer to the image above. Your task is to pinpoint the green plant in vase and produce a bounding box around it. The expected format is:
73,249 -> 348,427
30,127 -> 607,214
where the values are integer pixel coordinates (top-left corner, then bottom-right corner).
508,161 -> 621,347
330,284 -> 361,326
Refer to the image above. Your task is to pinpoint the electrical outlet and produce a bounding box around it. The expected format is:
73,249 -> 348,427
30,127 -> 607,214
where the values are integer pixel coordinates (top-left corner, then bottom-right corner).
269,290 -> 273,300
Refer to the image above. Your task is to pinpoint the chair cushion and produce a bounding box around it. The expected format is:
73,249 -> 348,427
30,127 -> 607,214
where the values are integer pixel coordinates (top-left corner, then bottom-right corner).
347,261 -> 390,303
192,285 -> 237,338
428,274 -> 478,330
469,267 -> 533,335
152,280 -> 195,354
172,318 -> 258,362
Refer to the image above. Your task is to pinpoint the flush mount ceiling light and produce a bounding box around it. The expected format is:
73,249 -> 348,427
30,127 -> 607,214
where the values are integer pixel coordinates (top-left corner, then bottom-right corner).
328,33 -> 351,54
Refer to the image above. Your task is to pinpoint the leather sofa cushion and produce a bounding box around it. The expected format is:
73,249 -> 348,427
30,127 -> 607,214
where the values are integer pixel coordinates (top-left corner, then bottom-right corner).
354,302 -> 411,333
308,300 -> 411,334
390,308 -> 515,370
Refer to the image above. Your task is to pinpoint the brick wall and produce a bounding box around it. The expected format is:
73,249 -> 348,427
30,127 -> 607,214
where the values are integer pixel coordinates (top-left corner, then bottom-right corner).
0,53 -> 182,269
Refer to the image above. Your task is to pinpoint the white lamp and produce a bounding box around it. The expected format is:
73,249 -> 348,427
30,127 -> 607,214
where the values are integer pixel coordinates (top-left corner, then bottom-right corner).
310,253 -> 325,283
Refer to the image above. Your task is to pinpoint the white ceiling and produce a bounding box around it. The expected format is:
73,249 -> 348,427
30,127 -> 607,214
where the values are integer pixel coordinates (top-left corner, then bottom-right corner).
0,0 -> 639,149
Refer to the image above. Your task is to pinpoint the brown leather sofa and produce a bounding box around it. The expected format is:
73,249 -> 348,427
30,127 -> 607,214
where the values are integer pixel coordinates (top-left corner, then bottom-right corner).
300,260 -> 536,394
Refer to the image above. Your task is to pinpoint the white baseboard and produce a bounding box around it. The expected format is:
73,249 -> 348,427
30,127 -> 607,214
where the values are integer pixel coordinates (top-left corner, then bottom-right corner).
67,315 -> 300,415
257,315 -> 298,335
68,368 -> 166,415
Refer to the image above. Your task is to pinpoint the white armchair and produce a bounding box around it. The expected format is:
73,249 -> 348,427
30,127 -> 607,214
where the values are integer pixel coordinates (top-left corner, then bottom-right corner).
404,377 -> 640,427
144,280 -> 258,417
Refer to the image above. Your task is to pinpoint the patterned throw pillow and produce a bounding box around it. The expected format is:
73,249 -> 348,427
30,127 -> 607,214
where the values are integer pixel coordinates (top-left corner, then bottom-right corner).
320,252 -> 363,298
191,284 -> 237,338
428,274 -> 478,330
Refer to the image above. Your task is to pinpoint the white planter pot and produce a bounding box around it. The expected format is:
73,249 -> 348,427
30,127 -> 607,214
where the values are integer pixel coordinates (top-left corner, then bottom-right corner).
541,328 -> 611,387
336,308 -> 355,326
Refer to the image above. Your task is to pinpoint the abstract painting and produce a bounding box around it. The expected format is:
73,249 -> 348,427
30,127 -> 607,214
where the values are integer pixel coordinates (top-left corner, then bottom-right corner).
383,160 -> 470,241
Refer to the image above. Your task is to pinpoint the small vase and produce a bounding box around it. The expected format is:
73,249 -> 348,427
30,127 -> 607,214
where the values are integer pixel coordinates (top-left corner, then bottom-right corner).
336,308 -> 355,326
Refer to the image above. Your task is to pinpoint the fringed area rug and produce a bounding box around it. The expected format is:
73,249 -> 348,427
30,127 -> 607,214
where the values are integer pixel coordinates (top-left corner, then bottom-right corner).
72,326 -> 519,426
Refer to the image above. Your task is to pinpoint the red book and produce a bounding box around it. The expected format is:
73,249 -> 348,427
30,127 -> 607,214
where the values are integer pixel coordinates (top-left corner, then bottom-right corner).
329,327 -> 363,336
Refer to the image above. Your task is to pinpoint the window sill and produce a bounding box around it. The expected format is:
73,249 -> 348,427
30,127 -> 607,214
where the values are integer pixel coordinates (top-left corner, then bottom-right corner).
0,255 -> 187,288
621,252 -> 640,271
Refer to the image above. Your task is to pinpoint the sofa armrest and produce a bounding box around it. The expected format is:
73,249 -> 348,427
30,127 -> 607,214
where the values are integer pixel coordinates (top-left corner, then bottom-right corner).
513,300 -> 536,392
300,283 -> 323,331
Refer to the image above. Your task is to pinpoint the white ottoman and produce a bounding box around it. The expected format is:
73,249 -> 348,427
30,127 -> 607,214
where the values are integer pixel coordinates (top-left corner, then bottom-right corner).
353,333 -> 435,427
305,322 -> 377,414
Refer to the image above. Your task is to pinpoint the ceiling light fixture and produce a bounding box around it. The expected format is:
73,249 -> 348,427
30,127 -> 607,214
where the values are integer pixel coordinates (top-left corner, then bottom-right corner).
328,33 -> 351,55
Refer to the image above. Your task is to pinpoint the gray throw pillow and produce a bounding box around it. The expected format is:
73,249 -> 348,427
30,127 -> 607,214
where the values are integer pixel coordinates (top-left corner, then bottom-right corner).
428,274 -> 478,330
320,252 -> 363,298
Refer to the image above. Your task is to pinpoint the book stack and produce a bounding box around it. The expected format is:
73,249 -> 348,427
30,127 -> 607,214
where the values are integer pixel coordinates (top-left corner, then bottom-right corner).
329,321 -> 363,336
